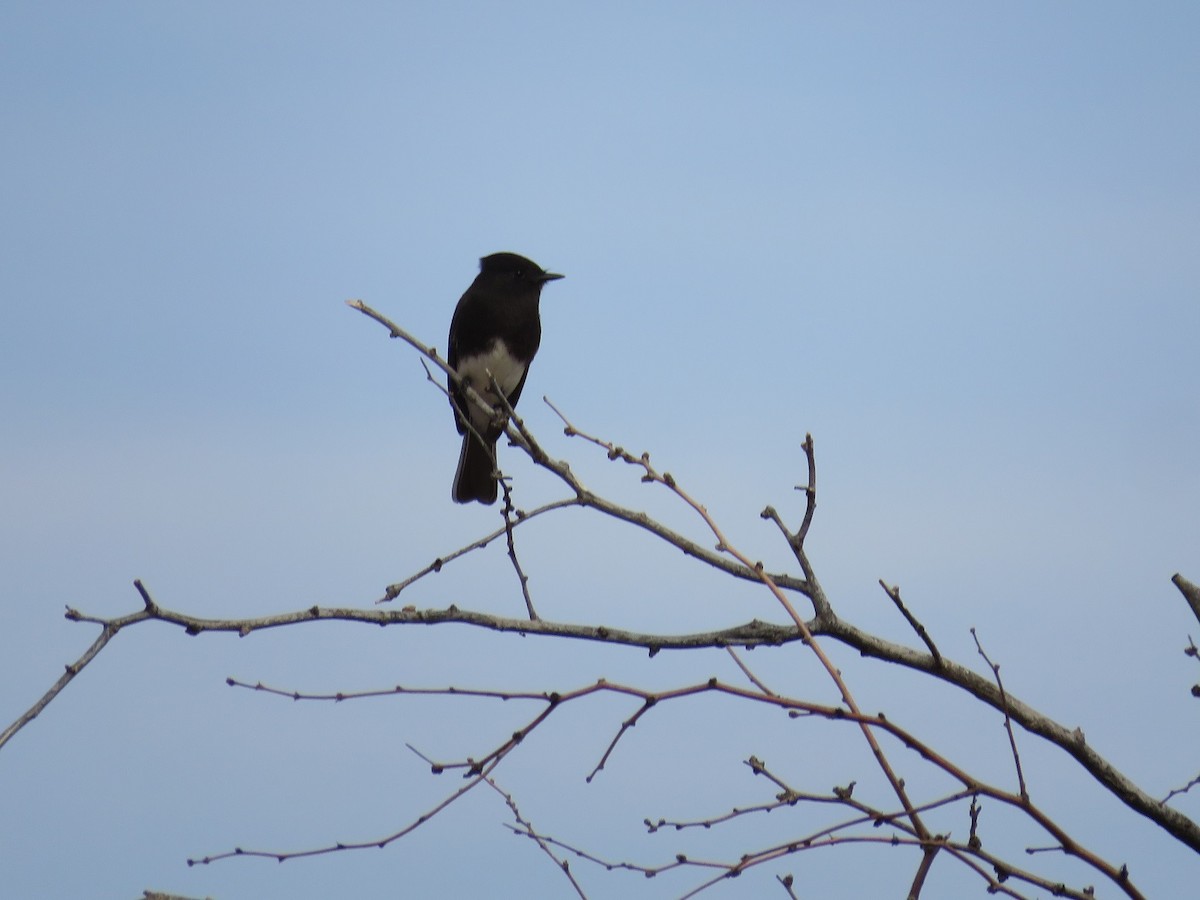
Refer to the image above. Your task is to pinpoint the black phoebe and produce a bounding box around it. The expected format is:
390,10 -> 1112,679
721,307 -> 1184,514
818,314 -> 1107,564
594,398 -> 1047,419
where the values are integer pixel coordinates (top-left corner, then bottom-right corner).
447,252 -> 563,504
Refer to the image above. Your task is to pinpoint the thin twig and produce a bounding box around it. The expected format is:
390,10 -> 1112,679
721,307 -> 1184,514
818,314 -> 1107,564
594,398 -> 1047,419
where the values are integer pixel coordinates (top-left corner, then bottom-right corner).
971,628 -> 1028,801
0,620 -> 118,751
586,698 -> 655,782
0,578 -> 164,751
745,755 -> 798,797
350,301 -> 811,597
499,478 -> 538,619
485,777 -> 588,899
879,581 -> 942,668
758,434 -> 831,620
376,498 -> 579,602
759,435 -> 818,558
646,798 -> 798,833
655,781 -> 974,841
1161,771 -> 1200,805
524,407 -> 1156,898
188,757 -> 502,865
194,683 -> 575,865
725,646 -> 777,697
224,668 -> 1142,896
343,304 -> 1200,858
543,406 -> 936,867
227,677 -> 557,705
968,794 -> 983,849
544,813 -> 1034,900
796,434 -> 818,546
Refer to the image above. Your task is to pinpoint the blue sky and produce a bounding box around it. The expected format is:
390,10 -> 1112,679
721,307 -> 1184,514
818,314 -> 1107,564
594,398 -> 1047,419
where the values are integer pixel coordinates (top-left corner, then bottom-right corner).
2,3 -> 1199,897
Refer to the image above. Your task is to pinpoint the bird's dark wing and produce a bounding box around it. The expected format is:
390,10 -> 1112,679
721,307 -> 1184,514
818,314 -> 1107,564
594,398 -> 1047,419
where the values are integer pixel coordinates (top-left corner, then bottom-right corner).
447,287 -> 481,436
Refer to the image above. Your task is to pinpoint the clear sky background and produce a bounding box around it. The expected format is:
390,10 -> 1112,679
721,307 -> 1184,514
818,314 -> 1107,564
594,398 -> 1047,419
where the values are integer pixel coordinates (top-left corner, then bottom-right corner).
2,3 -> 1198,898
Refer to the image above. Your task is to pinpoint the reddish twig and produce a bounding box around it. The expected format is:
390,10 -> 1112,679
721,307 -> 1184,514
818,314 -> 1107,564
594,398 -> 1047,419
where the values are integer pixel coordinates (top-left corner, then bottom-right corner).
376,497 -> 578,603
221,671 -> 1146,898
725,646 -> 778,697
540,405 -> 938,884
486,777 -> 589,899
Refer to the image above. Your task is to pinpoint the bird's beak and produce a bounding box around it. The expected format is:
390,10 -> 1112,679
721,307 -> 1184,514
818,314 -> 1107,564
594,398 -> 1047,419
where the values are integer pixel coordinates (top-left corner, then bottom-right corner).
539,271 -> 564,282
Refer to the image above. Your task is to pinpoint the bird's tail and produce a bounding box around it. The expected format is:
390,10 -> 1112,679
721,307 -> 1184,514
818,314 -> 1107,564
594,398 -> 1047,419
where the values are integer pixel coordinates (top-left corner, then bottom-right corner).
452,433 -> 498,504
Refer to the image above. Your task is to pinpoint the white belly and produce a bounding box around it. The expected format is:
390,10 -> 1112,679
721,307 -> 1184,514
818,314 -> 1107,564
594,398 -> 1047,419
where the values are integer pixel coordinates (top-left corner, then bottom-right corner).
457,340 -> 525,427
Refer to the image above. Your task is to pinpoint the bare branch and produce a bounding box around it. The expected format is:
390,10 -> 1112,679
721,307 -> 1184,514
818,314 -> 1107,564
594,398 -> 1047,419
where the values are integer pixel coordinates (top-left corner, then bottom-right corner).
499,478 -> 538,619
0,577 -> 167,751
817,612 -> 1200,853
1172,573 -> 1200,628
724,646 -> 777,697
1161,771 -> 1200,806
586,697 -> 655,782
348,300 -> 812,599
226,677 -> 558,706
906,845 -> 938,900
968,795 -> 983,849
226,671 -> 1145,898
539,407 -> 918,835
971,628 -> 1028,801
759,434 -> 830,619
187,756 -> 501,865
327,314 -> 1200,854
0,619 -> 119,752
70,596 -> 804,652
4,307 -> 1187,900
486,777 -> 589,899
879,581 -> 942,667
376,498 -> 579,603
796,434 -> 818,546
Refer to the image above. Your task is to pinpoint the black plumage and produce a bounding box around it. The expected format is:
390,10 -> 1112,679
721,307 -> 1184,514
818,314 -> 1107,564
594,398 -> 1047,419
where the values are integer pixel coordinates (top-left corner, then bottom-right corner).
447,252 -> 563,504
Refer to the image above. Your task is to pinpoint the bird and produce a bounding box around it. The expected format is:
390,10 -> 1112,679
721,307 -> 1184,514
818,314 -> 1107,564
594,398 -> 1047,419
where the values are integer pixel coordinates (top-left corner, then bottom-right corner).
447,252 -> 563,504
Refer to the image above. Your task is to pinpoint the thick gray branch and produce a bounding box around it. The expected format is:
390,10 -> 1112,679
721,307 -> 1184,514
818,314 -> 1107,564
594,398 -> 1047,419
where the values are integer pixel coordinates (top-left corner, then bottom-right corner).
817,613 -> 1200,853
66,599 -> 805,652
1173,573 -> 1200,628
54,588 -> 1200,854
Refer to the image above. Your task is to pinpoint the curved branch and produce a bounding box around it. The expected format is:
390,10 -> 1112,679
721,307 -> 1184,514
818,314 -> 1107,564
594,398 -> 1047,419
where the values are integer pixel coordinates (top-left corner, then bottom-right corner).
818,613 -> 1200,853
345,302 -> 1200,857
0,622 -> 119,752
1173,573 -> 1200,629
89,582 -> 1192,857
346,299 -> 811,601
64,591 -> 806,652
224,672 -> 1143,898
